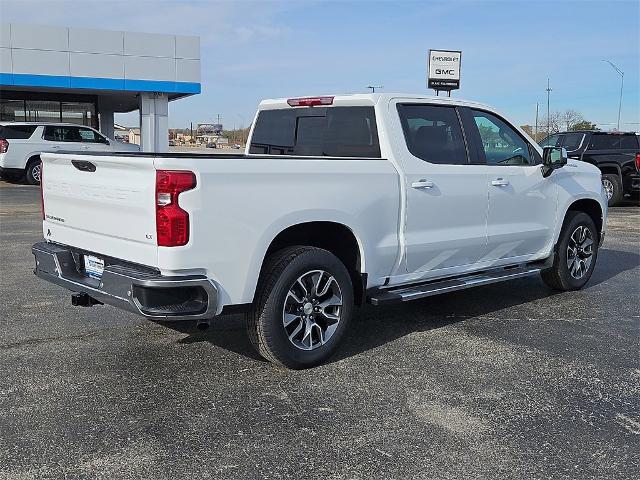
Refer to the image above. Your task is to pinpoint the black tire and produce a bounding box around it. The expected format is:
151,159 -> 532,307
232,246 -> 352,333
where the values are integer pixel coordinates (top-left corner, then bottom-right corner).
541,211 -> 599,291
246,246 -> 354,369
25,157 -> 42,185
601,173 -> 623,207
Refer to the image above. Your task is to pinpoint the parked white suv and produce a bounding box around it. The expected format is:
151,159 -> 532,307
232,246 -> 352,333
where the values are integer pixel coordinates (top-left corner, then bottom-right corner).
0,122 -> 139,184
32,94 -> 607,368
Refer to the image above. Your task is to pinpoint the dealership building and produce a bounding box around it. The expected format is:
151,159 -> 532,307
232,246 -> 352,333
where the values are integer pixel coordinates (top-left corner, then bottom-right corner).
0,23 -> 201,152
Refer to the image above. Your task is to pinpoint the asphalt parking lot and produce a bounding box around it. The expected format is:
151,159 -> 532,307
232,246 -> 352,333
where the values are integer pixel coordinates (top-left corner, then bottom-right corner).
0,183 -> 638,480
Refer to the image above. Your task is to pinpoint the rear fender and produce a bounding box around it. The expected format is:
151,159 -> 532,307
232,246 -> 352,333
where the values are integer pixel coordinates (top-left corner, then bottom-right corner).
243,210 -> 366,303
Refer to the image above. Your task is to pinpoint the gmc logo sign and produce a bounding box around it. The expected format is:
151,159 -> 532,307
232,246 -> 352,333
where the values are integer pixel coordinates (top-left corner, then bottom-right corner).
436,69 -> 455,75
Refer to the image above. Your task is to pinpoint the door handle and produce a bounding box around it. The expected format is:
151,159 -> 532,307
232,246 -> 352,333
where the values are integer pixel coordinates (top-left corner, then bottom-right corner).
411,179 -> 434,189
491,178 -> 510,187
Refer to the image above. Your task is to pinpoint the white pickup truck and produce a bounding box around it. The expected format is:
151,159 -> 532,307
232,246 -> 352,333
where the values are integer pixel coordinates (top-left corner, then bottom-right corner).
32,94 -> 607,368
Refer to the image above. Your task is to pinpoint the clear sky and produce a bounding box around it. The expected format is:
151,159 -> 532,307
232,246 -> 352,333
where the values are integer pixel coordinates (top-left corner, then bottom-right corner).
1,0 -> 638,131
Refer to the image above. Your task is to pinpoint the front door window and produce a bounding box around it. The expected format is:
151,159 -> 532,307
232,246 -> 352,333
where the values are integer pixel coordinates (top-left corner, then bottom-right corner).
472,110 -> 532,166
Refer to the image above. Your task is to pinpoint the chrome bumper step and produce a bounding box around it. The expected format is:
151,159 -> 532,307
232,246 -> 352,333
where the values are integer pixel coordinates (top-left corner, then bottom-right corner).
367,265 -> 544,306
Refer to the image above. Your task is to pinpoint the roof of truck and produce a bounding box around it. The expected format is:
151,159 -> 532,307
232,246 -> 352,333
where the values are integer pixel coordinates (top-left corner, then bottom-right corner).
258,93 -> 495,111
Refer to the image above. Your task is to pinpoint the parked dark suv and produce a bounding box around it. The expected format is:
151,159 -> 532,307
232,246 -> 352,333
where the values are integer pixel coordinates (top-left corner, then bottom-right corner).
540,131 -> 640,206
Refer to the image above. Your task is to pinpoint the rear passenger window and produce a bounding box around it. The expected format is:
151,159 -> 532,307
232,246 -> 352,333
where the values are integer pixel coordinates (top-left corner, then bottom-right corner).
0,125 -> 38,139
589,134 -> 619,150
44,126 -> 81,142
589,134 -> 639,150
397,104 -> 468,164
249,106 -> 381,158
619,135 -> 639,149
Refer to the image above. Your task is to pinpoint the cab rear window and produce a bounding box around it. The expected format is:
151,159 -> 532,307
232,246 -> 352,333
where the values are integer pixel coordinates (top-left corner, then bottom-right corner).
249,106 -> 381,158
0,125 -> 38,139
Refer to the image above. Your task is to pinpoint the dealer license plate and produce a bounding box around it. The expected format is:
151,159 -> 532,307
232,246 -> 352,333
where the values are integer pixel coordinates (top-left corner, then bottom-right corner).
84,255 -> 104,279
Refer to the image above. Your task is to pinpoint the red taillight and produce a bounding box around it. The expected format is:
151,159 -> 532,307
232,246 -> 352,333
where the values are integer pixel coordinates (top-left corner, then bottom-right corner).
287,96 -> 334,107
0,138 -> 8,154
635,153 -> 640,173
40,161 -> 45,220
155,170 -> 196,247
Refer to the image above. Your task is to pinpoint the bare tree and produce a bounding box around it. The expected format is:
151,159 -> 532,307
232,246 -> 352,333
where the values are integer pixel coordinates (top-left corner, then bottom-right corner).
539,111 -> 562,136
538,110 -> 586,136
560,109 -> 584,131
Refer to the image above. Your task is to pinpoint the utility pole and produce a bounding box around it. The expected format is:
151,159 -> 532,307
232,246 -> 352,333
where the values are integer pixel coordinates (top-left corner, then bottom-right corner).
367,85 -> 383,93
546,78 -> 552,137
535,102 -> 539,141
602,59 -> 624,131
237,114 -> 245,144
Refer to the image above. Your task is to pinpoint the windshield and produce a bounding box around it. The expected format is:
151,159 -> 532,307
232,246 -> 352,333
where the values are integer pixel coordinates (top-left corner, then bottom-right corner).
539,134 -> 560,148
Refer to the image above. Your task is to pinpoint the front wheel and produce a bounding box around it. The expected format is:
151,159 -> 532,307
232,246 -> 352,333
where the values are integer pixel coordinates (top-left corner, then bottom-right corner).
541,211 -> 599,291
246,246 -> 354,369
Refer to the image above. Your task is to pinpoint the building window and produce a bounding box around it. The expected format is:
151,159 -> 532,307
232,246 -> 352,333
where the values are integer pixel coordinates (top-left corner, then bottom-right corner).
0,99 -> 27,122
25,100 -> 61,123
62,102 -> 95,126
0,96 -> 97,128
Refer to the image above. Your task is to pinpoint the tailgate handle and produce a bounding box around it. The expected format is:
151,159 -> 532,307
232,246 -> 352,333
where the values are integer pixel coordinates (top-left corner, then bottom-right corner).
71,160 -> 96,172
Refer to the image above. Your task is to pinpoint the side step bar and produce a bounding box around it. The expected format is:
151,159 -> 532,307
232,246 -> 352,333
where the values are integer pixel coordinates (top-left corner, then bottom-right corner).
367,265 -> 544,306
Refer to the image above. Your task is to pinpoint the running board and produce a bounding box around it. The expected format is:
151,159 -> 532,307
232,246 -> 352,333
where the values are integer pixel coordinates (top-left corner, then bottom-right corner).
367,265 -> 543,306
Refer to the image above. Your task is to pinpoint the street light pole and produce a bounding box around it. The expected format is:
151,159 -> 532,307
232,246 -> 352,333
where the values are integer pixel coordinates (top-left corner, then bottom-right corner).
546,78 -> 552,137
535,102 -> 539,141
602,59 -> 624,131
367,85 -> 382,93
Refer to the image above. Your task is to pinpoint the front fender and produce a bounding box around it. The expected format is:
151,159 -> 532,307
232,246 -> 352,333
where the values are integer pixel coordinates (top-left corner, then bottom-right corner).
552,162 -> 607,246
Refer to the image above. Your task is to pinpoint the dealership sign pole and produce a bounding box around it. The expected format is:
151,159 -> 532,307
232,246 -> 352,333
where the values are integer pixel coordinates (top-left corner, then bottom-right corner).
427,49 -> 462,96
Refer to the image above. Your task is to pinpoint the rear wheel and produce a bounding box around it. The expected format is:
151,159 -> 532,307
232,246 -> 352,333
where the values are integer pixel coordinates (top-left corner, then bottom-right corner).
25,157 -> 42,185
541,211 -> 598,291
246,246 -> 354,369
601,173 -> 622,207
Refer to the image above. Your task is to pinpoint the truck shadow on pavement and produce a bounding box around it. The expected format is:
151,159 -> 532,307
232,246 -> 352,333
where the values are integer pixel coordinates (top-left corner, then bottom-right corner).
166,248 -> 639,365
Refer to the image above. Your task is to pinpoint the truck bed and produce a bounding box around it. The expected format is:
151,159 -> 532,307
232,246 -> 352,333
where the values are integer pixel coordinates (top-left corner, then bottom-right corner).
40,150 -> 401,307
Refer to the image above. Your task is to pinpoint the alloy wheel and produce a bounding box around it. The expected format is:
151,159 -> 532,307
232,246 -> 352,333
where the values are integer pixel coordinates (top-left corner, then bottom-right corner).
566,225 -> 594,280
282,269 -> 343,351
31,162 -> 42,183
602,178 -> 614,201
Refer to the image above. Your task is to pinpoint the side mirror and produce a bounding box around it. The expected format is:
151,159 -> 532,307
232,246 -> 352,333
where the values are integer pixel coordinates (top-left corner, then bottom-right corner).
542,146 -> 567,177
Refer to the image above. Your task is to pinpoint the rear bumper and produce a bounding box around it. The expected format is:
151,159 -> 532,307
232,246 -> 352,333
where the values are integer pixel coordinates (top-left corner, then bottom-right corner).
0,166 -> 24,177
32,242 -> 219,321
626,174 -> 640,192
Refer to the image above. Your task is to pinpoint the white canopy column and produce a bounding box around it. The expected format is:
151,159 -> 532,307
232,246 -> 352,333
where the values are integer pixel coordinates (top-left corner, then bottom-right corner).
139,92 -> 169,153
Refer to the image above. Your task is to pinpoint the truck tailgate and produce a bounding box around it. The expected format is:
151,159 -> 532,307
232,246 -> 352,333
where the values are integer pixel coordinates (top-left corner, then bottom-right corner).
41,152 -> 158,267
